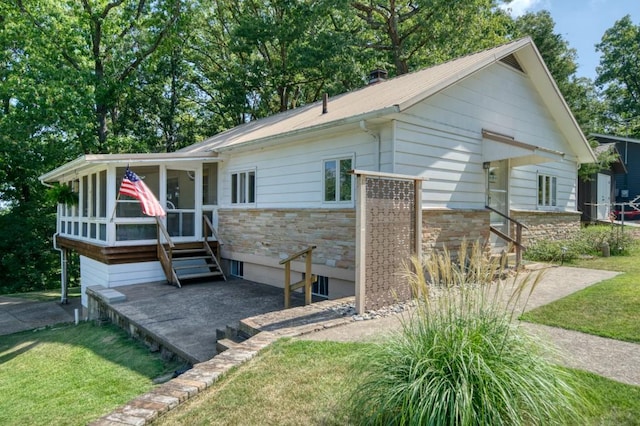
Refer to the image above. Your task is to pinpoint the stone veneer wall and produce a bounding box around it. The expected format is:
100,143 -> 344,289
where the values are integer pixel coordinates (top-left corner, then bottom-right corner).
220,208 -> 495,271
422,209 -> 490,254
510,210 -> 581,246
217,208 -> 356,269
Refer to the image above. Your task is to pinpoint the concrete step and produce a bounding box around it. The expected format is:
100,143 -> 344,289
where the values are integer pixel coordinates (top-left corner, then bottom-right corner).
216,338 -> 242,353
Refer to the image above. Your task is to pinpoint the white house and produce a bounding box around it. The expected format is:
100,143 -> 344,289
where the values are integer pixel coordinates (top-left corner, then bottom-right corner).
40,37 -> 596,310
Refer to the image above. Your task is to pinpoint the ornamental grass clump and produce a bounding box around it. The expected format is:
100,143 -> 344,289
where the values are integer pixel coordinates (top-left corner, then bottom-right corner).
349,241 -> 587,426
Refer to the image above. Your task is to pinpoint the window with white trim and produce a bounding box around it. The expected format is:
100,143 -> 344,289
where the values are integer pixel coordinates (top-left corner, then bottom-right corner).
231,170 -> 255,204
323,157 -> 353,203
538,174 -> 557,207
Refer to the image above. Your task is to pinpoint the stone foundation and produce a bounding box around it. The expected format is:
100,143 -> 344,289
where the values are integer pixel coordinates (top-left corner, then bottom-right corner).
218,208 -> 356,270
510,210 -> 581,246
422,209 -> 490,253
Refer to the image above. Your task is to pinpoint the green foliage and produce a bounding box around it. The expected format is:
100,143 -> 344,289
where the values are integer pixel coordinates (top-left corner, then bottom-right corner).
0,201 -> 59,294
353,0 -> 512,75
349,244 -> 587,425
45,183 -> 78,206
524,224 -> 635,263
596,15 -> 640,136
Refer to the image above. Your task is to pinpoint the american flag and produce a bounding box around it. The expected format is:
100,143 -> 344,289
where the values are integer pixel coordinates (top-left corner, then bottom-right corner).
119,167 -> 166,217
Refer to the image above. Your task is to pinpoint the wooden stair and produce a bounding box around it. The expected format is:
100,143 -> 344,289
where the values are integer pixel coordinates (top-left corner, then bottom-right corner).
156,216 -> 226,288
170,242 -> 226,287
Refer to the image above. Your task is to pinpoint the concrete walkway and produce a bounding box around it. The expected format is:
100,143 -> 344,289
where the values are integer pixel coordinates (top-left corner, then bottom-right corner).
0,296 -> 80,336
301,265 -> 640,387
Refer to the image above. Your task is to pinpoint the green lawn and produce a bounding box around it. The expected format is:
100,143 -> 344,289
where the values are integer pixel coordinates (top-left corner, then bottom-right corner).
522,243 -> 640,342
0,322 -> 181,425
156,339 -> 640,425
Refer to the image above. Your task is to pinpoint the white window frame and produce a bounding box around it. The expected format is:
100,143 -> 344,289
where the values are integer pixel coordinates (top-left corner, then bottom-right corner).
322,155 -> 354,205
537,174 -> 557,208
230,169 -> 256,205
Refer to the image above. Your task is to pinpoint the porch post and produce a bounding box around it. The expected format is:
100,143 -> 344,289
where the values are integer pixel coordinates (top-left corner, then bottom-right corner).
355,174 -> 366,314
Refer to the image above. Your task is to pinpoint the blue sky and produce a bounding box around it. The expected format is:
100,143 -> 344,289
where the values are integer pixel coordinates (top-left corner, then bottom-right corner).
501,0 -> 640,80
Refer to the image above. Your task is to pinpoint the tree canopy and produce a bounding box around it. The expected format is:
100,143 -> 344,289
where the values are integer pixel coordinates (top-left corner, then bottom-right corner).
596,14 -> 640,137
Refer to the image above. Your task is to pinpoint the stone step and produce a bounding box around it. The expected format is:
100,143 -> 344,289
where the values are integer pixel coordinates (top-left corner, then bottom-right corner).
216,338 -> 242,353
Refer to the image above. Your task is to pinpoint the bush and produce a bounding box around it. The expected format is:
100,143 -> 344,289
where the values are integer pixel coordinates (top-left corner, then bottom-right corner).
575,224 -> 634,256
525,224 -> 635,262
349,242 -> 587,425
524,239 -> 580,263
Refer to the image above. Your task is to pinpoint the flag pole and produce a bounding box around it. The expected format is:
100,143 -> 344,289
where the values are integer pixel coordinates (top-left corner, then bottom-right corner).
110,192 -> 121,223
110,164 -> 128,223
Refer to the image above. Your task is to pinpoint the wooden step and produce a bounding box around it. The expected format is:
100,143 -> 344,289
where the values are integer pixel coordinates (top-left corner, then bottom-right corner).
173,259 -> 216,270
172,251 -> 208,258
176,271 -> 224,281
172,255 -> 212,263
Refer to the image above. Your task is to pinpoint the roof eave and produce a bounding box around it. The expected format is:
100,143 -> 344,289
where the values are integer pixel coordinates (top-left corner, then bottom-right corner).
39,152 -> 219,183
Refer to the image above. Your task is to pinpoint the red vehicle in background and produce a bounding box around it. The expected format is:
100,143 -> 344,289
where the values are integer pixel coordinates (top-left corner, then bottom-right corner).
614,209 -> 640,220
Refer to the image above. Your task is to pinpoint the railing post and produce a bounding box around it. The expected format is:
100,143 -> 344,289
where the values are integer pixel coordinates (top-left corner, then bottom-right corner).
305,250 -> 312,305
516,224 -> 523,269
284,262 -> 291,309
280,245 -> 316,309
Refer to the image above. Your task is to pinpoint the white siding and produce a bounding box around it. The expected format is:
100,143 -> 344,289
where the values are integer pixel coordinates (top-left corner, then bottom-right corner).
394,121 -> 485,209
80,256 -> 165,307
394,62 -> 579,210
218,130 -> 379,209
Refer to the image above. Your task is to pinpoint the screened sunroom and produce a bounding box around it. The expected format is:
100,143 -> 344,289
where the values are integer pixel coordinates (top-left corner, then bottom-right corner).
40,152 -> 225,302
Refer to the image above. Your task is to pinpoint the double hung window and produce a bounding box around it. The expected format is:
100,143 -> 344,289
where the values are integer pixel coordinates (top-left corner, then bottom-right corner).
231,170 -> 256,204
323,157 -> 353,203
538,174 -> 557,207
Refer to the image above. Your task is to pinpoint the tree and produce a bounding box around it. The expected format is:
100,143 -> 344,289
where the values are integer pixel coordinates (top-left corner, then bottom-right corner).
216,0 -> 367,116
352,0 -> 512,76
13,0 -> 182,153
595,15 -> 640,138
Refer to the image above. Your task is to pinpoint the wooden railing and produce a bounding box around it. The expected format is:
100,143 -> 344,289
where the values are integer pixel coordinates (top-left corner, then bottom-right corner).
486,205 -> 528,269
156,217 -> 179,286
202,215 -> 226,281
279,245 -> 317,309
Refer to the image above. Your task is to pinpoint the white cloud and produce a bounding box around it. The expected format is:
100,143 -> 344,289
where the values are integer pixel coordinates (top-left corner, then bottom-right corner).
500,0 -> 548,17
